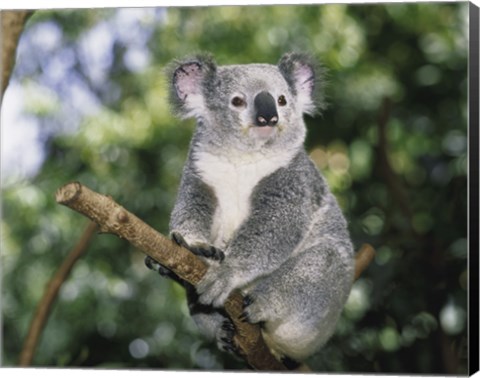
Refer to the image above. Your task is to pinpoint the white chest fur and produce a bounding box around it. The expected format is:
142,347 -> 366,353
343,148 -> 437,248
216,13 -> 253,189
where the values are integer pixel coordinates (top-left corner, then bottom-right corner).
194,149 -> 294,250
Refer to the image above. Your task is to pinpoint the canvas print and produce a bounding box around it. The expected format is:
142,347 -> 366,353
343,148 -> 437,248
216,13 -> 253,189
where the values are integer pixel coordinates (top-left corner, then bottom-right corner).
1,2 -> 474,374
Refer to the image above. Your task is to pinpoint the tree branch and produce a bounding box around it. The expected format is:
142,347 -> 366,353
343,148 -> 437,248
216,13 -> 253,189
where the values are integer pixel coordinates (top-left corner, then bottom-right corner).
1,10 -> 33,100
376,97 -> 414,222
354,243 -> 376,280
18,220 -> 98,366
54,181 -> 374,371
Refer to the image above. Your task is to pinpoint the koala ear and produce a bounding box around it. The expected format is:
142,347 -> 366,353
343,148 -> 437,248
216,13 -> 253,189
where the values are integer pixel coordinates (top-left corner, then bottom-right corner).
169,54 -> 217,119
278,52 -> 326,115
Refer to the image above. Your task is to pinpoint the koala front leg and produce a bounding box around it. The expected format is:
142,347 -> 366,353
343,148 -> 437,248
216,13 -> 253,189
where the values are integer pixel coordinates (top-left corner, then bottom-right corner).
148,161 -> 227,297
168,159 -> 221,254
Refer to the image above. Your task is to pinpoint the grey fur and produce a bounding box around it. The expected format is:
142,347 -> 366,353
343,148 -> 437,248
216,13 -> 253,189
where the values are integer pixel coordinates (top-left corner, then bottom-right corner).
166,53 -> 354,362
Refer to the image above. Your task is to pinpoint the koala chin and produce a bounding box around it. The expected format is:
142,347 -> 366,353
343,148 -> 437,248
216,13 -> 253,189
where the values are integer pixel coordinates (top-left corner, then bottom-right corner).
249,125 -> 277,140
147,52 -> 355,365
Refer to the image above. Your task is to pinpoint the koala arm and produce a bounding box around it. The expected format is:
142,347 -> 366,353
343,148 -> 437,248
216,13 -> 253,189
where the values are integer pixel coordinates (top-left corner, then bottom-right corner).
169,157 -> 217,247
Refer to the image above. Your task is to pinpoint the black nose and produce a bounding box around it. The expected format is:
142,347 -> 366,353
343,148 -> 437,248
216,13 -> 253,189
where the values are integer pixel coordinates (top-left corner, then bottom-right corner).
254,91 -> 278,127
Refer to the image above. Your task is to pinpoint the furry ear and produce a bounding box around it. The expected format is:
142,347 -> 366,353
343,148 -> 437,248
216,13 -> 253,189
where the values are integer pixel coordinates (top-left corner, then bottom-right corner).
278,52 -> 326,115
168,54 -> 217,119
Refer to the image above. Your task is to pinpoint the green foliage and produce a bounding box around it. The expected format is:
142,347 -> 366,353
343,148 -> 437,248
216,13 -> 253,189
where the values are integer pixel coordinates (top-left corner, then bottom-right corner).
1,3 -> 468,373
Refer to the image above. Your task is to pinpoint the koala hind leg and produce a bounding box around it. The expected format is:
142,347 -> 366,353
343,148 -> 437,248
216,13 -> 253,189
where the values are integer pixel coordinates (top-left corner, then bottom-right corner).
185,283 -> 241,357
241,244 -> 353,362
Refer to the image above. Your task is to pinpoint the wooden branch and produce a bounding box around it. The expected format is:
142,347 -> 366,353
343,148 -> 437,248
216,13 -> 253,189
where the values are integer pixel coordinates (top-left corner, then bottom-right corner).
55,182 -> 207,285
18,221 -> 98,366
55,182 -> 284,369
1,10 -> 33,99
354,243 -> 376,280
55,181 -> 375,371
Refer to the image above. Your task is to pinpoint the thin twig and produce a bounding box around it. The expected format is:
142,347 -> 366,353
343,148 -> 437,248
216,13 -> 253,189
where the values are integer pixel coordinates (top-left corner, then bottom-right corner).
18,221 -> 98,366
354,244 -> 376,280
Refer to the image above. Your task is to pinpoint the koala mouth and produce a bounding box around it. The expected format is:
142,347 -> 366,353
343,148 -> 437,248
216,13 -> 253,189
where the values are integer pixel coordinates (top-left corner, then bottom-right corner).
249,125 -> 277,140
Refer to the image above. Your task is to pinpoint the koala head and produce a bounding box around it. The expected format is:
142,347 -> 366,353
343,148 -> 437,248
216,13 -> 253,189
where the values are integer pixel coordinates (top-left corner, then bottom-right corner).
169,53 -> 325,153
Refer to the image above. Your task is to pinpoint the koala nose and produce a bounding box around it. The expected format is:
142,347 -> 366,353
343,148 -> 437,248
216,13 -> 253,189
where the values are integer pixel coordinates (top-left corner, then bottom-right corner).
254,91 -> 279,127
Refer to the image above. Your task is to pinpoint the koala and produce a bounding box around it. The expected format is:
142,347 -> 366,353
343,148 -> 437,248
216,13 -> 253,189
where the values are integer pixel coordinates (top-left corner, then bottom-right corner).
146,52 -> 354,367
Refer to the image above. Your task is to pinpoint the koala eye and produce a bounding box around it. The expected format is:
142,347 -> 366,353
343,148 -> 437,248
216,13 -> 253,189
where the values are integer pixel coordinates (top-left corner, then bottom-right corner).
231,96 -> 246,107
278,95 -> 287,106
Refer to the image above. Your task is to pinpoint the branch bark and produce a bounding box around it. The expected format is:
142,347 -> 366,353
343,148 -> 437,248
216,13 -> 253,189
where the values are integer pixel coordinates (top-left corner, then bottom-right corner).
354,243 -> 375,280
1,10 -> 33,100
55,181 -> 374,371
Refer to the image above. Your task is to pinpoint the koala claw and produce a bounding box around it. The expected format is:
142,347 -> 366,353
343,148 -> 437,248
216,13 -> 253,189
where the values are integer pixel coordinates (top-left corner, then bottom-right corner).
223,345 -> 237,355
171,231 -> 189,248
198,245 -> 225,261
144,255 -> 156,270
238,294 -> 254,322
238,293 -> 267,327
171,231 -> 225,262
217,319 -> 239,355
242,294 -> 254,307
144,256 -> 171,277
238,311 -> 250,323
221,320 -> 236,332
145,256 -> 184,286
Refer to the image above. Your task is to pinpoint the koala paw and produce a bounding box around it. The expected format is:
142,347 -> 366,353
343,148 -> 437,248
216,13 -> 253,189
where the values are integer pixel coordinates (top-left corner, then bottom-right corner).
196,264 -> 241,307
145,256 -> 186,285
216,319 -> 240,355
144,256 -> 175,278
238,295 -> 254,323
237,293 -> 267,326
171,231 -> 224,262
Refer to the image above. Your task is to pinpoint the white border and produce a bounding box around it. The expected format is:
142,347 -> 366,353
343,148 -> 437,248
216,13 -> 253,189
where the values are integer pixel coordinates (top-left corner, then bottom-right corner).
0,0 -> 475,10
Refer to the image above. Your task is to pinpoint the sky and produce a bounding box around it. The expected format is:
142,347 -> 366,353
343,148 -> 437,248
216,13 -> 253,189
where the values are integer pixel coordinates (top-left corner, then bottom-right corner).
1,84 -> 45,183
1,7 -> 156,187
